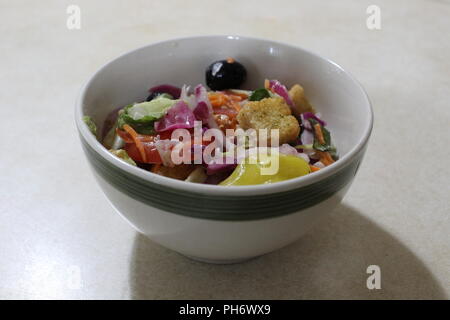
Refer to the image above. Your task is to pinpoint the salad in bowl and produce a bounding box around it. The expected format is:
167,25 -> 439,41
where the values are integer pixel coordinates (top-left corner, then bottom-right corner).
76,35 -> 373,262
83,58 -> 338,186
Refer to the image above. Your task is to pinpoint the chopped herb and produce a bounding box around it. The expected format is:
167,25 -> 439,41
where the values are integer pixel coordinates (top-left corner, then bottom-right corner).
309,119 -> 333,152
249,88 -> 271,101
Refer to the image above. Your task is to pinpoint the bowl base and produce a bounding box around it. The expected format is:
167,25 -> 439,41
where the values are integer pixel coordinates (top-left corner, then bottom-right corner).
183,254 -> 257,265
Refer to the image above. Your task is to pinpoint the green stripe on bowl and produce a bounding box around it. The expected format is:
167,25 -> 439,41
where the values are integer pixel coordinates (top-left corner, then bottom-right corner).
81,137 -> 364,221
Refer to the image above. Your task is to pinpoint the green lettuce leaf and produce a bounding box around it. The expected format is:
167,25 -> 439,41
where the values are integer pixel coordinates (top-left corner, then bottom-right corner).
82,116 -> 97,135
109,149 -> 136,166
117,97 -> 177,134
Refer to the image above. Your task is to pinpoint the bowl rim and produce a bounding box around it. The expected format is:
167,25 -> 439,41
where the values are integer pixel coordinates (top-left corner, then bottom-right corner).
75,34 -> 373,196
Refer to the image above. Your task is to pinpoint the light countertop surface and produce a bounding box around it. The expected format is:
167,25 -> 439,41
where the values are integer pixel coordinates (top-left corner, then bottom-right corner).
0,0 -> 448,299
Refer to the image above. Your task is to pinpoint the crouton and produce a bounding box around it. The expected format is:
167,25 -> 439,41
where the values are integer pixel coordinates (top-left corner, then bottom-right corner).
289,84 -> 315,116
237,97 -> 300,146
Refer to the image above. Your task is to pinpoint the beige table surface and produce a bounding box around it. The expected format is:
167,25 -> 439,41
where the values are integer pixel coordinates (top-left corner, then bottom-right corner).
0,0 -> 448,299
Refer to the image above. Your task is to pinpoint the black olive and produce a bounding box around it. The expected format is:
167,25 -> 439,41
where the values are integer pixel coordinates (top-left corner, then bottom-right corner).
205,58 -> 247,90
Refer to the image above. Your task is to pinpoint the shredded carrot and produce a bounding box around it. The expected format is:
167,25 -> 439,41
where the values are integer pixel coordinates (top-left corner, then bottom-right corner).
309,165 -> 321,172
209,93 -> 227,107
228,101 -> 241,112
318,151 -> 335,166
123,124 -> 147,162
264,79 -> 270,90
314,123 -> 325,145
226,57 -> 235,63
226,94 -> 243,102
115,128 -> 134,143
224,90 -> 248,99
208,92 -> 225,100
211,98 -> 226,107
209,92 -> 243,112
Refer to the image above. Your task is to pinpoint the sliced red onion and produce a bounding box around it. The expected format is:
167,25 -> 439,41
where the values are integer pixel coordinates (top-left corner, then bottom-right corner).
300,114 -> 312,130
278,143 -> 299,156
206,162 -> 237,175
180,85 -> 196,109
268,79 -> 294,107
154,101 -> 195,132
297,152 -> 310,163
148,84 -> 181,99
278,144 -> 310,163
194,84 -> 218,129
193,101 -> 209,122
206,153 -> 237,174
154,139 -> 178,167
302,111 -> 327,127
180,85 -> 190,100
204,170 -> 234,185
300,128 -> 314,146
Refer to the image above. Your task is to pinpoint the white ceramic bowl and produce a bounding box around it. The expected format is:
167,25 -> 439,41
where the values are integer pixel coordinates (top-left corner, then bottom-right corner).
75,35 -> 373,263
